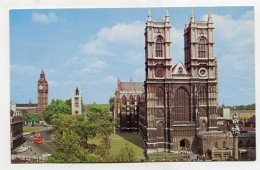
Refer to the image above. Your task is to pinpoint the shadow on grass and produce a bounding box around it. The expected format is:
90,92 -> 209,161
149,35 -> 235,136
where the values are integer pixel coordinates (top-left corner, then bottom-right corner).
116,132 -> 144,149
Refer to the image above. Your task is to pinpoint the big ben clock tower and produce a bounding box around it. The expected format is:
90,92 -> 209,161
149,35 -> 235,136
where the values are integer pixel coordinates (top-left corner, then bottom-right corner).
37,69 -> 48,117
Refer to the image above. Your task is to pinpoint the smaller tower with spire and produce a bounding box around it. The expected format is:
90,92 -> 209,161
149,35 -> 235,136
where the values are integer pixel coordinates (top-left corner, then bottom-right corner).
71,87 -> 83,115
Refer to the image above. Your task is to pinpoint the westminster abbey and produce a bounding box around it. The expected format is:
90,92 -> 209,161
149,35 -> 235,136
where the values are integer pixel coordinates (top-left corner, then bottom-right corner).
114,9 -> 255,156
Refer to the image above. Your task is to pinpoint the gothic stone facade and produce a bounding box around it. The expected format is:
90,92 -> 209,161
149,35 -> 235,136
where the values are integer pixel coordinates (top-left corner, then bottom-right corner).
138,9 -> 218,153
114,78 -> 144,131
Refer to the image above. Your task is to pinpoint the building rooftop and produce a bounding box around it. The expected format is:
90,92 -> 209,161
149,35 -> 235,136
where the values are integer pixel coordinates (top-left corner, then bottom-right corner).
119,82 -> 144,91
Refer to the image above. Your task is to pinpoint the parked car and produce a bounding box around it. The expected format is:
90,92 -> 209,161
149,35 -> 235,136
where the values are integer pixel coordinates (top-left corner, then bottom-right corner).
18,147 -> 28,152
42,153 -> 52,159
18,146 -> 31,153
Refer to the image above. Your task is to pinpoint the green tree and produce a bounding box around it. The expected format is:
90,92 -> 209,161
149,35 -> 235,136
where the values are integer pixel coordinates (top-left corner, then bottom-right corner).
23,113 -> 40,125
43,99 -> 71,124
86,103 -> 115,155
47,114 -> 103,163
115,143 -> 136,162
108,97 -> 114,113
47,103 -> 118,163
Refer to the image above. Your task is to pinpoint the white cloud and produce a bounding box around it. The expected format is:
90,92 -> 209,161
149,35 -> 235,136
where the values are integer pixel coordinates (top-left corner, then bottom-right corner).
208,11 -> 254,71
80,39 -> 114,56
97,21 -> 144,46
32,12 -> 58,24
81,60 -> 108,73
48,80 -> 59,86
105,75 -> 117,84
80,21 -> 145,60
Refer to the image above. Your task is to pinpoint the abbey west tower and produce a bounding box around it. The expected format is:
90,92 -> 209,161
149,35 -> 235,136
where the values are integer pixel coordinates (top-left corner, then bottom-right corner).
141,9 -> 218,153
37,69 -> 48,117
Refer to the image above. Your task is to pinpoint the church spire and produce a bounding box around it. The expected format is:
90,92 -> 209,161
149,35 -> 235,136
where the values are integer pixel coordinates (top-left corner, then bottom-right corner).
191,8 -> 195,23
185,16 -> 189,29
130,77 -> 132,82
40,69 -> 45,78
208,8 -> 213,23
147,8 -> 152,21
117,77 -> 120,86
165,8 -> 170,22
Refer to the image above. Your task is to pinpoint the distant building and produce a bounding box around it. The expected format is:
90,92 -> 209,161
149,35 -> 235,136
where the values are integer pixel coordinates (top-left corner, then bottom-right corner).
114,78 -> 144,131
71,87 -> 83,115
16,100 -> 38,114
10,102 -> 24,150
230,110 -> 255,126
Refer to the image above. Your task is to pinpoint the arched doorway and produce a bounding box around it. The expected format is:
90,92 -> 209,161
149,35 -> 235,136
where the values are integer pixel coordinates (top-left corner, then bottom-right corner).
180,139 -> 190,150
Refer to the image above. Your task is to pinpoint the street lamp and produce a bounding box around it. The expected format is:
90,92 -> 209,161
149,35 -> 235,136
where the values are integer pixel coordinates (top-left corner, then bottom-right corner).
231,108 -> 240,160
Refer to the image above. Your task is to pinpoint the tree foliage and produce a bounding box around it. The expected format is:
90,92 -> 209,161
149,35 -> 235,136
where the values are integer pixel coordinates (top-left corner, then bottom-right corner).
42,99 -> 71,124
46,114 -> 103,163
109,97 -> 114,113
115,143 -> 136,162
23,113 -> 40,123
46,103 -> 122,163
86,103 -> 115,155
226,103 -> 255,110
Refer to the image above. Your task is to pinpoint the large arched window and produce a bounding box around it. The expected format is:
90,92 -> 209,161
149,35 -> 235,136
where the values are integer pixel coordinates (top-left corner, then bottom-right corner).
198,37 -> 207,58
137,95 -> 140,105
155,36 -> 164,57
173,88 -> 190,121
129,95 -> 134,105
122,95 -> 127,105
156,87 -> 164,106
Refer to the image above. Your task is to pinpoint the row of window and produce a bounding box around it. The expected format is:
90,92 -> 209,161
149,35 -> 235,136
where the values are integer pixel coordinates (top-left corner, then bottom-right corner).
155,36 -> 208,58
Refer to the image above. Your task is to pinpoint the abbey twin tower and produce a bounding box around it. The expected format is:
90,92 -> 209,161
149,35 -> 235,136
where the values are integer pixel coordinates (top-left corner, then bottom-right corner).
114,9 -> 229,154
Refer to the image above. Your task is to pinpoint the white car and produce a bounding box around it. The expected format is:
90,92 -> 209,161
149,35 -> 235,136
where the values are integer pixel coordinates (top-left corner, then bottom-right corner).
18,147 -> 28,152
18,146 -> 31,153
42,153 -> 51,158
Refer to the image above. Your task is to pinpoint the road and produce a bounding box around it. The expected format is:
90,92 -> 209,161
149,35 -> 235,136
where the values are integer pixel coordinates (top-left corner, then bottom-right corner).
13,127 -> 54,156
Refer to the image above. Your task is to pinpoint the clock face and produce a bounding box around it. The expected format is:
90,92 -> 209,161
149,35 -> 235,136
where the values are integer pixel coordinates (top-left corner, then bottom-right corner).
39,85 -> 43,90
198,68 -> 207,77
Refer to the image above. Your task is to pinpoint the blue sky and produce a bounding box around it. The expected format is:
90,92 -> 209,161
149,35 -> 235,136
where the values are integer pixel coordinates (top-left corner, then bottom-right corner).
10,7 -> 255,105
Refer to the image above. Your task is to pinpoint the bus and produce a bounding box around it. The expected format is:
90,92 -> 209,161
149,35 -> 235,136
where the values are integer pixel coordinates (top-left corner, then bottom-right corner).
34,135 -> 43,144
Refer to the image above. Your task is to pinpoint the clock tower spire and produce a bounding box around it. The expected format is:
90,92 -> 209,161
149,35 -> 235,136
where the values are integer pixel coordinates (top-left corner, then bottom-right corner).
37,69 -> 48,117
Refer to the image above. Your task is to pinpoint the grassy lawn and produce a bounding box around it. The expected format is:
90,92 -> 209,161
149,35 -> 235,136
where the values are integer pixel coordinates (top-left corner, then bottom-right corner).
147,152 -> 185,162
88,132 -> 145,161
23,126 -> 45,132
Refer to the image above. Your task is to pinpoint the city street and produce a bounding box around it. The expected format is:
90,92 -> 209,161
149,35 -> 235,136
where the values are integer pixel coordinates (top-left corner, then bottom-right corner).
13,127 -> 54,157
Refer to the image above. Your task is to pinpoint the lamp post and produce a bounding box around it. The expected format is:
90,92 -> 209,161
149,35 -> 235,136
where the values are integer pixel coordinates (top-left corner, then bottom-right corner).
231,109 -> 240,160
